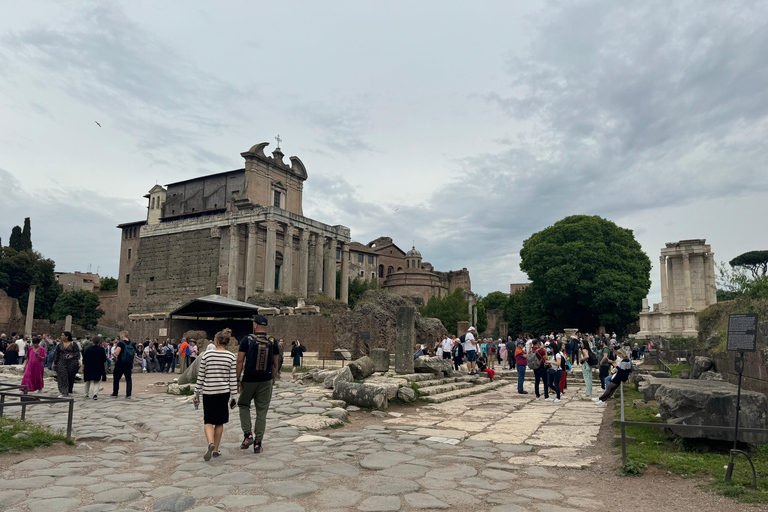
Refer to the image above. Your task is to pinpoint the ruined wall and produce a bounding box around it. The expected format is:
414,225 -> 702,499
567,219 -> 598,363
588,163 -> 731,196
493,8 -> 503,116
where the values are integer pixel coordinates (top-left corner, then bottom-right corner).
97,290 -> 118,328
128,229 -> 220,314
0,290 -> 24,334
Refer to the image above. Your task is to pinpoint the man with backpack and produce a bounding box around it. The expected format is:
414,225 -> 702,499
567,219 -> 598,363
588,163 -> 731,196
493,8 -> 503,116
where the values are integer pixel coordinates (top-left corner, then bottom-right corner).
111,330 -> 135,399
237,314 -> 279,454
527,339 -> 548,400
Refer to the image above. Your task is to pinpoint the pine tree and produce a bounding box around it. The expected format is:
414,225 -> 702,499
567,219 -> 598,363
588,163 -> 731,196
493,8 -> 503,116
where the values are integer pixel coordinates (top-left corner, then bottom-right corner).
8,226 -> 22,251
20,218 -> 32,251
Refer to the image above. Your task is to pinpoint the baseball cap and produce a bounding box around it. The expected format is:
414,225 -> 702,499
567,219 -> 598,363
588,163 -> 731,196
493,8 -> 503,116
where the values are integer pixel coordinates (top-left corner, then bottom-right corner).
252,314 -> 268,326
545,341 -> 550,346
468,326 -> 476,332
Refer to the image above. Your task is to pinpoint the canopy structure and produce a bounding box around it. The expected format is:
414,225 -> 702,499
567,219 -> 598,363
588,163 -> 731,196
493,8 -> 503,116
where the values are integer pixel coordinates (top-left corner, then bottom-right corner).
170,295 -> 264,319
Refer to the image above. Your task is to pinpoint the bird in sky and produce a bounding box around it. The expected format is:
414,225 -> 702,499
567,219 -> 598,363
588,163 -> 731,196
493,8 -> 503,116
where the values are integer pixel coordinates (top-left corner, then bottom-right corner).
393,207 -> 399,212
95,121 -> 101,127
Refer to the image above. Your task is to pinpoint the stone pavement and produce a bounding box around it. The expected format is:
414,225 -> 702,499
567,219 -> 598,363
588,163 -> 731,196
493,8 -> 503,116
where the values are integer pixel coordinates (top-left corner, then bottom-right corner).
0,374 -> 608,512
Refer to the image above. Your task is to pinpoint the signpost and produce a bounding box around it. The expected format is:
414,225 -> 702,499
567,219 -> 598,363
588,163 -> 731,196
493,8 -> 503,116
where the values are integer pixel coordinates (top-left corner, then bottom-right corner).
724,313 -> 758,485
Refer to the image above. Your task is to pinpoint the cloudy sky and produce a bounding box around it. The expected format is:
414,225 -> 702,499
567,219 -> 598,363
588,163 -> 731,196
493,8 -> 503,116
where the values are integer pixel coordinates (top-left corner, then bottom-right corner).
1,0 -> 767,303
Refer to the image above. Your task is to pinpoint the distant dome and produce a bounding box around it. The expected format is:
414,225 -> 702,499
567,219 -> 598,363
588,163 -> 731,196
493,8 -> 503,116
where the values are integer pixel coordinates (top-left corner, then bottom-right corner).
406,246 -> 422,258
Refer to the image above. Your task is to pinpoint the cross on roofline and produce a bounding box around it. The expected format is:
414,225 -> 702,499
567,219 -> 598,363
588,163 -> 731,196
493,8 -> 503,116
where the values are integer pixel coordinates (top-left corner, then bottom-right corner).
275,134 -> 282,149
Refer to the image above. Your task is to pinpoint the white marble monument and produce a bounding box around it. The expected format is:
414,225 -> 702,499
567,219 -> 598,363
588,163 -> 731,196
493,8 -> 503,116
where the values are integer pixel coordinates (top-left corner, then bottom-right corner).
636,239 -> 717,339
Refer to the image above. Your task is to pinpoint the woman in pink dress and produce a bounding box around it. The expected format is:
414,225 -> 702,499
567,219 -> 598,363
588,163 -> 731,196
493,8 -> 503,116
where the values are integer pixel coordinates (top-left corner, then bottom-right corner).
21,336 -> 46,392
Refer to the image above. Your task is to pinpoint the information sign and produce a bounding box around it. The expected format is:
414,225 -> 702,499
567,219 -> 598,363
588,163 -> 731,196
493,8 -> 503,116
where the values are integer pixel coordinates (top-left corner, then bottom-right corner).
726,313 -> 758,352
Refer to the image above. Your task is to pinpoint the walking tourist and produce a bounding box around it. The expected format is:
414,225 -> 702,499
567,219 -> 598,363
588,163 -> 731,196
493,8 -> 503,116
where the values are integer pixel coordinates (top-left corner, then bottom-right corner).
463,327 -> 478,375
277,339 -> 285,375
21,336 -> 45,392
111,331 -> 135,399
529,339 -> 547,400
488,340 -> 496,369
498,340 -> 507,369
451,338 -> 464,371
178,338 -> 190,374
594,349 -> 633,406
52,331 -> 80,398
194,328 -> 238,461
514,340 -> 528,394
441,335 -> 452,360
505,337 -> 515,371
83,338 -> 107,399
190,340 -> 198,364
16,336 -> 26,365
237,314 -> 279,454
3,342 -> 20,365
545,343 -> 562,403
579,339 -> 596,398
290,340 -> 306,379
598,338 -> 611,389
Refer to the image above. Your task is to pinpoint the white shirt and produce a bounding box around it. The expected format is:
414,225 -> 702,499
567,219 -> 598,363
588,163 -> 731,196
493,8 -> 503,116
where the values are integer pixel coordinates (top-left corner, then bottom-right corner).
464,332 -> 476,352
206,343 -> 216,352
525,339 -> 532,354
441,337 -> 452,353
16,339 -> 26,357
436,347 -> 443,357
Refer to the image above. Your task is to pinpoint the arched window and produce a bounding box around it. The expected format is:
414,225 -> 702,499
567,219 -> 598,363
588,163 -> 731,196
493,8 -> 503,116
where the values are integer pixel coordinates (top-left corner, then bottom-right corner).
151,197 -> 155,209
388,266 -> 394,275
397,267 -> 402,272
378,265 -> 384,278
407,260 -> 410,268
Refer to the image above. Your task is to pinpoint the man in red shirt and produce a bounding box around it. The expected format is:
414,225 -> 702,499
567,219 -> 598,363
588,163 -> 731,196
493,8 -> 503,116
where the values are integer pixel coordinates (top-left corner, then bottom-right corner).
178,339 -> 189,373
531,339 -> 548,400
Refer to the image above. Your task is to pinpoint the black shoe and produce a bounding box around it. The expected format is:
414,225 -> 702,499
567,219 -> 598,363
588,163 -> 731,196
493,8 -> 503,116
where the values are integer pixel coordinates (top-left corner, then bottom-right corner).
253,441 -> 263,454
240,433 -> 253,449
204,443 -> 215,462
110,394 -> 117,397
93,395 -> 98,400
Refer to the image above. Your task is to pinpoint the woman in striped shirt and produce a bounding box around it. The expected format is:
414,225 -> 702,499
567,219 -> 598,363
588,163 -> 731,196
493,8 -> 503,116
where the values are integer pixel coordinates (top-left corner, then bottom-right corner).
194,328 -> 238,461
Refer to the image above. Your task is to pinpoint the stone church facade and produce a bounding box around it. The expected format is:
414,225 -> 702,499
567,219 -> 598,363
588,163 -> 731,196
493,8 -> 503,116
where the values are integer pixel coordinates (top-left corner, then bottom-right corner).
115,143 -> 351,330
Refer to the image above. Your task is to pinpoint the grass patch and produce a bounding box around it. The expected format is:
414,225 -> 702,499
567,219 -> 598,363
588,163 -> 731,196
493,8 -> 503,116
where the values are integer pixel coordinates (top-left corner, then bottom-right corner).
178,385 -> 195,396
655,364 -> 691,378
293,367 -> 312,373
410,382 -> 421,398
329,422 -> 345,429
1,418 -> 70,453
614,387 -> 768,502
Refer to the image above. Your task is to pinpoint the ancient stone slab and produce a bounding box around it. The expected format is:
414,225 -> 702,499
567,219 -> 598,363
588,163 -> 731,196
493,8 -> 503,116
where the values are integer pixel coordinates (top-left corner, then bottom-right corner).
514,488 -> 563,500
360,452 -> 415,470
216,495 -> 269,508
358,495 -> 402,511
404,493 -> 450,509
94,488 -> 142,503
370,348 -> 390,372
153,495 -> 196,512
25,498 -> 80,512
0,476 -> 54,489
284,414 -> 344,430
349,356 -> 376,380
263,479 -> 318,498
333,381 -> 388,409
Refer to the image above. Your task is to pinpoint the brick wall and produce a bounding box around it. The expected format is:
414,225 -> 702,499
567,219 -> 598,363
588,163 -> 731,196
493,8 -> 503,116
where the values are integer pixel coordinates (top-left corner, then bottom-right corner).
128,229 -> 220,315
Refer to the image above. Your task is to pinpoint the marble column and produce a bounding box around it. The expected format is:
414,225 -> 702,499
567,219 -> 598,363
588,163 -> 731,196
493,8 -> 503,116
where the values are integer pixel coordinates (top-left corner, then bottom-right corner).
245,223 -> 258,297
280,225 -> 295,294
299,229 -> 309,297
264,220 -> 277,293
682,253 -> 693,310
227,224 -> 240,299
659,255 -> 669,311
340,242 -> 350,304
324,237 -> 337,299
703,252 -> 716,305
313,234 -> 324,295
24,285 -> 36,339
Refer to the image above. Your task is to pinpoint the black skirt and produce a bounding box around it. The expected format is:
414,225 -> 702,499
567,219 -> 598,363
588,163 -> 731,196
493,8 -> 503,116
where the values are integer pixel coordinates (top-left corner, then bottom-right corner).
202,392 -> 230,425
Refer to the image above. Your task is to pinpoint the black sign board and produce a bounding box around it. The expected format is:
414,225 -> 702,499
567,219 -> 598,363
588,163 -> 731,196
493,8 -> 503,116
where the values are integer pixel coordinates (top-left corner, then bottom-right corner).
727,313 -> 758,352
359,332 -> 370,341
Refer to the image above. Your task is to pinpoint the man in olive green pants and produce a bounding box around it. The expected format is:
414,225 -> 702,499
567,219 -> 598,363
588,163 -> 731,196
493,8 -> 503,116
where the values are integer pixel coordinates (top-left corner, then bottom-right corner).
236,314 -> 279,454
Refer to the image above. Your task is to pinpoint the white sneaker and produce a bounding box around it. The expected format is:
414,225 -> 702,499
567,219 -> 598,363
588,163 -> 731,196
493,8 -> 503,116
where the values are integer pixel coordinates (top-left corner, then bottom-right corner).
553,399 -> 561,403
595,401 -> 607,407
545,398 -> 554,402
561,394 -> 567,398
535,396 -> 541,401
592,397 -> 600,402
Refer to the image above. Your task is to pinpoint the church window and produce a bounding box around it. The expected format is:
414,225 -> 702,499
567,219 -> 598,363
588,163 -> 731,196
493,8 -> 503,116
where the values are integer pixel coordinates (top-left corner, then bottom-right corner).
125,274 -> 130,284
397,267 -> 402,271
358,254 -> 364,263
273,190 -> 281,208
378,265 -> 384,278
418,261 -> 421,269
388,266 -> 394,275
128,248 -> 131,260
407,260 -> 410,268
368,255 -> 374,265
371,272 -> 376,280
151,197 -> 155,209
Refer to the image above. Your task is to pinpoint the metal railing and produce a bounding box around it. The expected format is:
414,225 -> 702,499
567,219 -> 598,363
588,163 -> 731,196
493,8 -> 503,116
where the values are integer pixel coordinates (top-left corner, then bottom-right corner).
617,382 -> 767,488
0,382 -> 75,440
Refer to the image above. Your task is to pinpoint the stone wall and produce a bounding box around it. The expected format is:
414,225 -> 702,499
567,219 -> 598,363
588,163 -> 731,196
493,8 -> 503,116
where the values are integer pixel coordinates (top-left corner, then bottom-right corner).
128,229 -> 220,315
270,315 -> 336,359
97,290 -> 118,328
0,289 -> 24,334
712,321 -> 768,396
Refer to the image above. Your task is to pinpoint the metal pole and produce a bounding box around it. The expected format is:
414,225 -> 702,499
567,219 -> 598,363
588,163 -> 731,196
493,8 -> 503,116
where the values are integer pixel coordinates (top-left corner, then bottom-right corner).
0,393 -> 4,417
66,398 -> 74,441
620,381 -> 625,422
21,385 -> 28,421
621,423 -> 627,466
725,351 -> 745,483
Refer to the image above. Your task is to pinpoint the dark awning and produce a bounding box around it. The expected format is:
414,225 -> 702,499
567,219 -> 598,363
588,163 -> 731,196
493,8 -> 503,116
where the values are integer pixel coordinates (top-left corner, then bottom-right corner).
170,295 -> 265,319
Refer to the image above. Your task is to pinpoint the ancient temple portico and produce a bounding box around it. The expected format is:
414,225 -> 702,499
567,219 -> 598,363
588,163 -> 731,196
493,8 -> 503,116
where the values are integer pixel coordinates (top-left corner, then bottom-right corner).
636,239 -> 717,339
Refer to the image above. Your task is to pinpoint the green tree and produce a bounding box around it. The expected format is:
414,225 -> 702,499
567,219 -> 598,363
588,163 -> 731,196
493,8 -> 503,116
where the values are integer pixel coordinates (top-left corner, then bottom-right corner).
20,218 -> 32,251
481,291 -> 510,311
348,276 -> 379,309
476,302 -> 487,333
99,276 -> 118,291
419,288 -> 469,334
0,247 -> 61,319
8,226 -> 22,251
729,250 -> 768,278
52,290 -> 104,329
519,215 -> 651,334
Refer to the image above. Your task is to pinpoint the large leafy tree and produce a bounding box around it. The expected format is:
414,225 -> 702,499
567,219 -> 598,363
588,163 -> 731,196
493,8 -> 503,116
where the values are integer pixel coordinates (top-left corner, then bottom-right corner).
419,288 -> 470,334
729,251 -> 768,278
0,246 -> 61,319
8,226 -> 22,251
52,290 -> 105,329
99,276 -> 118,291
519,215 -> 651,333
481,291 -> 509,311
20,218 -> 32,251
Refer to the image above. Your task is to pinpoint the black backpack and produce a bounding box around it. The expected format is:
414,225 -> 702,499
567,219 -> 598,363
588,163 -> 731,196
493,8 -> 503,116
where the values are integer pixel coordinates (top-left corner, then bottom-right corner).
587,350 -> 598,366
459,334 -> 466,343
244,334 -> 276,379
121,341 -> 136,366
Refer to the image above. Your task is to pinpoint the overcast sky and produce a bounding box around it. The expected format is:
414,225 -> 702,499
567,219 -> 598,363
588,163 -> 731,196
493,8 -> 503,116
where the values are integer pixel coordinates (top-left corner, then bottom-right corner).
1,0 -> 767,304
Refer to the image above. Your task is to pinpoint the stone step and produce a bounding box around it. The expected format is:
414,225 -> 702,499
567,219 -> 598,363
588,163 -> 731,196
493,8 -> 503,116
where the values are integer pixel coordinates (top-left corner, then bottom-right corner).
415,376 -> 475,388
417,381 -> 475,396
421,381 -> 509,403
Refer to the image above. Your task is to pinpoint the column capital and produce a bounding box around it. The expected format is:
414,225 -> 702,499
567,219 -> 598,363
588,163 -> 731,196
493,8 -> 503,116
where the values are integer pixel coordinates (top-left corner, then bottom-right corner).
284,224 -> 295,236
682,253 -> 690,263
300,228 -> 310,242
248,223 -> 258,234
266,220 -> 278,232
659,255 -> 666,263
210,226 -> 221,238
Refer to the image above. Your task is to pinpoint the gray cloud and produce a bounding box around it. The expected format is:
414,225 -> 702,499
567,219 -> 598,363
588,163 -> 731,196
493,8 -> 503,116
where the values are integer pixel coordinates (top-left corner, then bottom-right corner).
290,100 -> 374,154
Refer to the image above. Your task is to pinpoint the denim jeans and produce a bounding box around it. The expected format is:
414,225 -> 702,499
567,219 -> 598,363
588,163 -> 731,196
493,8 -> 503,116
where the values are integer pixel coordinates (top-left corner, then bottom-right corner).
516,364 -> 526,392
